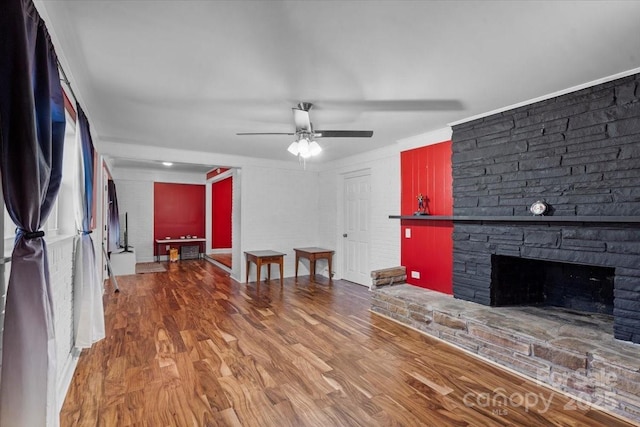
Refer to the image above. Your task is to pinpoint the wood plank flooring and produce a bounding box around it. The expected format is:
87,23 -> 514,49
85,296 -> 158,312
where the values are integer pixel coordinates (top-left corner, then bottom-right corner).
207,253 -> 232,269
60,260 -> 637,426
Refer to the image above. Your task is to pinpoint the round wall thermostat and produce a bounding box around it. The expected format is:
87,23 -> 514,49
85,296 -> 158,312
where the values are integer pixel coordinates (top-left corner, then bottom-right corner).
530,200 -> 548,216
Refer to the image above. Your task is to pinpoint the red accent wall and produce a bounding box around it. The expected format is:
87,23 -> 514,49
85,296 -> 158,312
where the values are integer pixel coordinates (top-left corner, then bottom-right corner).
400,141 -> 453,293
211,177 -> 232,249
154,182 -> 205,255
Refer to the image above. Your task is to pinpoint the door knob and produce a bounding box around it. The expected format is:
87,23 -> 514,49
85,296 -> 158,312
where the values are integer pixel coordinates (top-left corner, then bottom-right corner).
343,233 -> 348,237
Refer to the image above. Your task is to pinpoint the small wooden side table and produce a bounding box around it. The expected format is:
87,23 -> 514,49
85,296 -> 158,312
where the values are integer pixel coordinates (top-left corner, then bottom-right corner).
244,250 -> 285,286
294,247 -> 334,282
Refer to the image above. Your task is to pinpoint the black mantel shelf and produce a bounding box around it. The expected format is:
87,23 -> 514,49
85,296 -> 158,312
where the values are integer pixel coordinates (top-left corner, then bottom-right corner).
388,215 -> 640,224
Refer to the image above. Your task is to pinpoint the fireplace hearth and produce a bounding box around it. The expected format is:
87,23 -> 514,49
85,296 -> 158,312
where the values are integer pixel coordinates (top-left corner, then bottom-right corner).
371,284 -> 640,423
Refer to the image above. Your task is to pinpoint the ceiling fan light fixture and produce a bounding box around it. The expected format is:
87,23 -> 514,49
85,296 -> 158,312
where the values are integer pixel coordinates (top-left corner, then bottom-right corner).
287,141 -> 299,156
239,102 -> 373,163
297,138 -> 310,156
309,140 -> 322,156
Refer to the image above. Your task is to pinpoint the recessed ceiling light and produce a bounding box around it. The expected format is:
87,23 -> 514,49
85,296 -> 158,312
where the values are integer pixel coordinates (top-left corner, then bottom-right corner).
162,162 -> 173,166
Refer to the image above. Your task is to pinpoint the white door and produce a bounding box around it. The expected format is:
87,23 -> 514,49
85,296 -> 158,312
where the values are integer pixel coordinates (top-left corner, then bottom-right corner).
343,172 -> 371,286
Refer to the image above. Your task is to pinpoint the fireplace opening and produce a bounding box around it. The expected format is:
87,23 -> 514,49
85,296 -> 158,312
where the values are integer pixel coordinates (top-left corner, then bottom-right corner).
491,255 -> 614,315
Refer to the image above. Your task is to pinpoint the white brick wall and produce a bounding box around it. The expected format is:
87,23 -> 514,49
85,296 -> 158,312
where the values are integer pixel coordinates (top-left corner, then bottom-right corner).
235,150 -> 401,284
319,145 -> 401,282
240,165 -> 320,280
369,156 -> 402,271
231,169 -> 242,280
317,171 -> 337,251
48,236 -> 76,395
114,180 -> 154,262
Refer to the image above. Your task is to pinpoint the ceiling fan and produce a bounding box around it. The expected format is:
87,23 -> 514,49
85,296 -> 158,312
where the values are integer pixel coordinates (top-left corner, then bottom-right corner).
236,102 -> 373,158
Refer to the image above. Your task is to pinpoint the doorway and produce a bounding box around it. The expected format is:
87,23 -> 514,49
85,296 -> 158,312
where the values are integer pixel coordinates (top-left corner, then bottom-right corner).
206,167 -> 240,280
210,175 -> 232,269
342,171 -> 371,286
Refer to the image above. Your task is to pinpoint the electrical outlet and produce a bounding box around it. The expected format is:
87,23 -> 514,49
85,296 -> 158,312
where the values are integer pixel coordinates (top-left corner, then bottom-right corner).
411,271 -> 420,279
405,228 -> 411,238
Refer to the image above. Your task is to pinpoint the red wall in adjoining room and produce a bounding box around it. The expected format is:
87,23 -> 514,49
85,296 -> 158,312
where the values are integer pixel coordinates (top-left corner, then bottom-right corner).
154,182 -> 205,255
211,177 -> 232,249
400,141 -> 453,293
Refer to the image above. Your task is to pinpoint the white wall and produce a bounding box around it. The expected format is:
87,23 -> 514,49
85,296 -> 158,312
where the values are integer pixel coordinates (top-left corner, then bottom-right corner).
114,180 -> 153,262
48,236 -> 78,411
319,144 -> 402,282
239,165 -> 319,281
231,168 -> 242,281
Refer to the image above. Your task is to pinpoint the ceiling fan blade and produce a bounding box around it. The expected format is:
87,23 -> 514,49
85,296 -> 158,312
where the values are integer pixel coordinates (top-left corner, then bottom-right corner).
316,100 -> 464,111
236,132 -> 295,136
292,108 -> 312,133
314,130 -> 373,138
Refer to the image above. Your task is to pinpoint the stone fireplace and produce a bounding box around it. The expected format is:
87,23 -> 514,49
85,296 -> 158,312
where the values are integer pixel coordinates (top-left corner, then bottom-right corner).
491,255 -> 614,314
453,221 -> 640,343
451,73 -> 640,344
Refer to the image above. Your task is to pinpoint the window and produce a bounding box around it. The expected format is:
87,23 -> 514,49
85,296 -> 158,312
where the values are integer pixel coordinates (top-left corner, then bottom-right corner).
3,198 -> 59,240
2,110 -> 76,254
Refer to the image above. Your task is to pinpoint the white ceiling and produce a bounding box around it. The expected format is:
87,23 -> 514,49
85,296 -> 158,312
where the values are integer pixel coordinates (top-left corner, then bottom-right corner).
109,158 -> 216,175
39,1 -> 640,171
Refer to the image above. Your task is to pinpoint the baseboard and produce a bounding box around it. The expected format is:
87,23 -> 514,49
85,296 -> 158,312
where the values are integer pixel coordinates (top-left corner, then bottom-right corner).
204,255 -> 232,273
209,248 -> 231,254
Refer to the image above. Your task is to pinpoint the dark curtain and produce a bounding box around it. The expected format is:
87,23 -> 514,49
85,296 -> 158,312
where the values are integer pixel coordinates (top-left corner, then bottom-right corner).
0,0 -> 66,425
72,105 -> 104,349
77,106 -> 95,230
107,179 -> 121,251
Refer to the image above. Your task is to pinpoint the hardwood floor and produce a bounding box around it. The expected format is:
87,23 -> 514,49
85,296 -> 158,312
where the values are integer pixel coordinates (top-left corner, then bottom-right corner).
61,260 -> 636,426
207,253 -> 232,269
